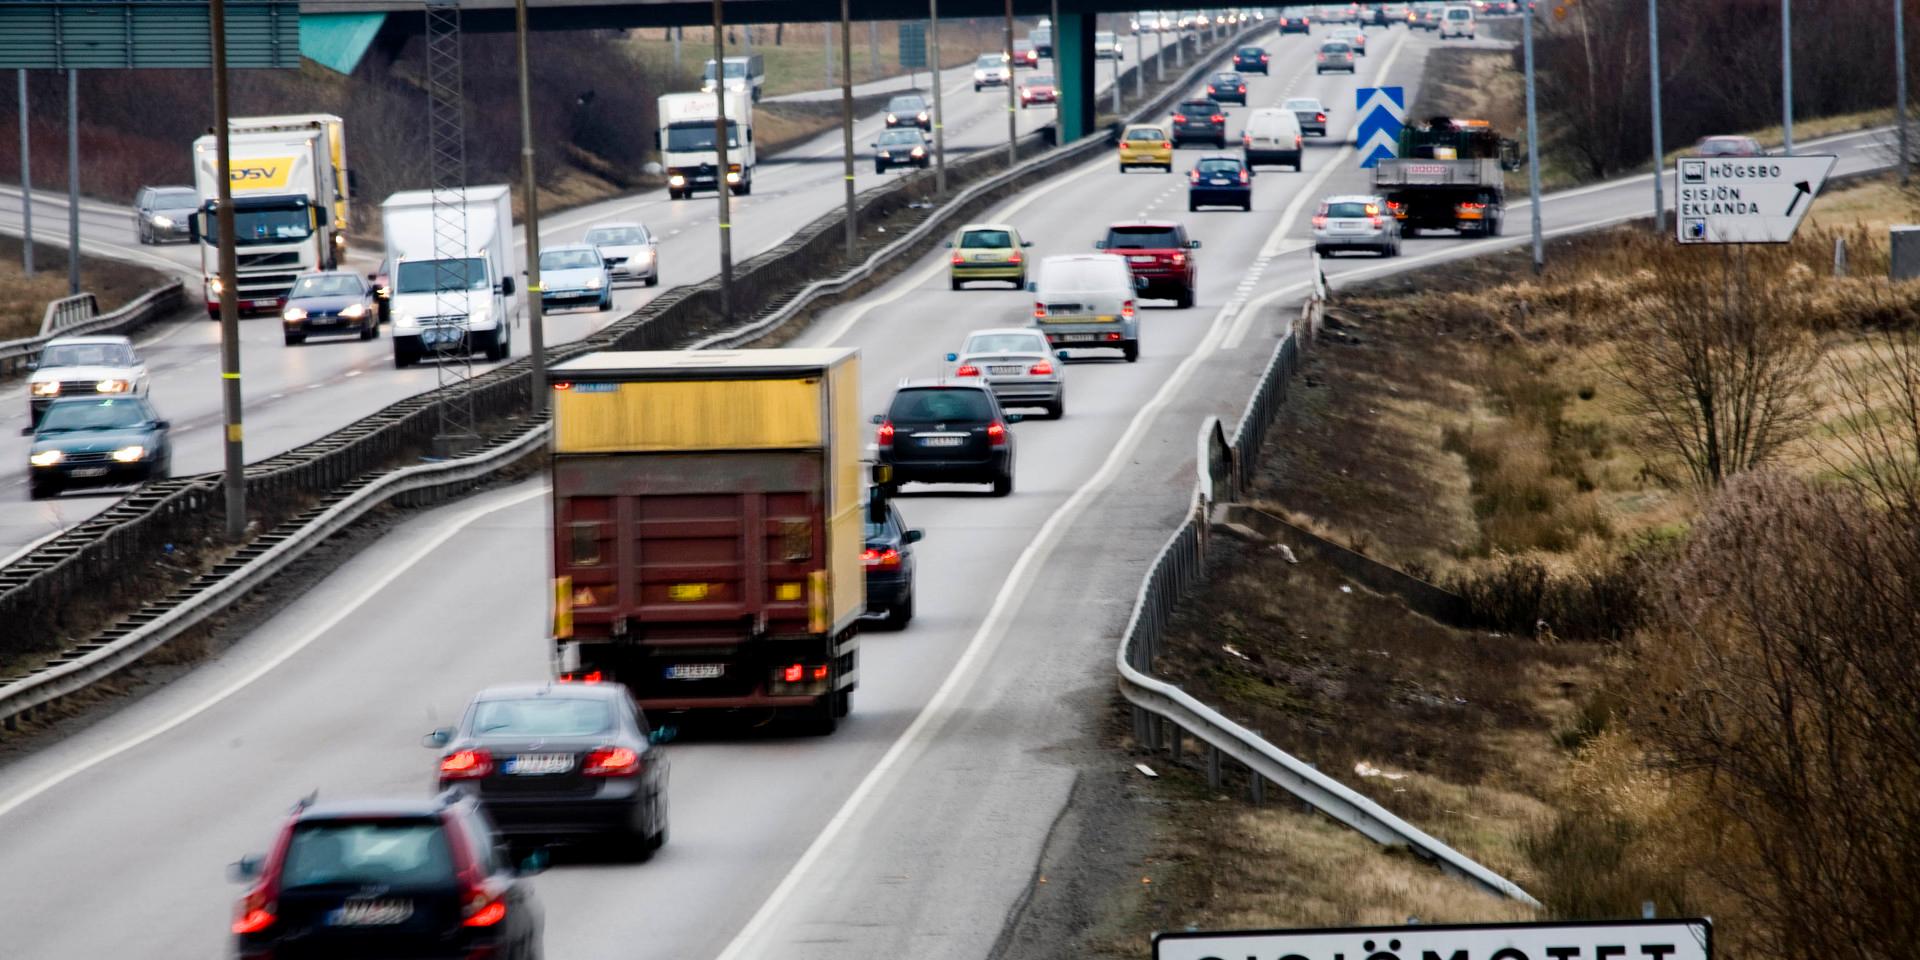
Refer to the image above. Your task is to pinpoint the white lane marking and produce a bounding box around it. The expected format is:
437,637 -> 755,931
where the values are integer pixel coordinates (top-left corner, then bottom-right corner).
345,369 -> 362,378
0,484 -> 552,822
807,157 -> 1112,348
711,190 -> 1254,960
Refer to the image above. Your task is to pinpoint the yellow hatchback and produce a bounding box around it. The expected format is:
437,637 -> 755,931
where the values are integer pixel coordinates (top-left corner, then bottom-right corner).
1118,124 -> 1174,172
948,223 -> 1032,290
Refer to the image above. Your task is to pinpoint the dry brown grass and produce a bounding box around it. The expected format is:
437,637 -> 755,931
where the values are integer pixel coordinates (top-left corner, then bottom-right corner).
0,233 -> 171,343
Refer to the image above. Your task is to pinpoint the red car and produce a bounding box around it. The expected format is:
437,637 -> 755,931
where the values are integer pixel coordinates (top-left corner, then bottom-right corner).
1093,220 -> 1200,309
1019,75 -> 1058,108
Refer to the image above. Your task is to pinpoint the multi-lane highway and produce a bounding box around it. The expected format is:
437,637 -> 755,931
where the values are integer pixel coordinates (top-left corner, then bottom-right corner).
0,43 -> 1131,559
0,16 -> 1902,960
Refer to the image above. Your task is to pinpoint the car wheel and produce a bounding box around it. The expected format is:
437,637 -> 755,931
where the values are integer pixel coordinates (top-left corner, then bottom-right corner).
885,590 -> 914,629
394,344 -> 417,368
27,480 -> 57,501
950,276 -> 963,291
1189,199 -> 1199,212
645,274 -> 659,287
1123,341 -> 1140,363
1491,207 -> 1505,236
1044,397 -> 1064,420
875,163 -> 886,175
283,331 -> 304,346
360,319 -> 378,340
1176,287 -> 1195,309
667,188 -> 682,201
991,471 -> 1014,497
974,84 -> 982,92
599,293 -> 613,312
1243,200 -> 1253,212
803,697 -> 839,735
1013,273 -> 1026,289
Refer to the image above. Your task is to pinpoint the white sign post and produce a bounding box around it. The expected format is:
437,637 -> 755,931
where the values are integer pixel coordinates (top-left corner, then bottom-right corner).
1675,154 -> 1836,244
1155,920 -> 1713,960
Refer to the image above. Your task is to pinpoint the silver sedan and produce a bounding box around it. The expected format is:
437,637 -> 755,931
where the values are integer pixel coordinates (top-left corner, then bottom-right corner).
953,327 -> 1066,419
584,222 -> 659,286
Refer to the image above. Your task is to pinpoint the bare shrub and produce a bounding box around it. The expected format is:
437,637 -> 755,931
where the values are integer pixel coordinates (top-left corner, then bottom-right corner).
1631,470 -> 1920,960
1608,248 -> 1817,487
1444,546 -> 1658,642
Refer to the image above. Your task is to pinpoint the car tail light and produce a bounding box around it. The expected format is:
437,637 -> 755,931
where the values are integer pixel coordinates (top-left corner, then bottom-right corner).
1295,135 -> 1303,148
1105,332 -> 1123,341
987,421 -> 1008,446
1207,86 -> 1218,95
1008,250 -> 1022,264
877,420 -> 895,447
440,748 -> 493,779
1312,214 -> 1329,228
1238,170 -> 1249,184
1172,252 -> 1186,266
557,670 -> 605,683
1346,53 -> 1354,61
1190,170 -> 1201,182
863,547 -> 903,569
1029,360 -> 1054,375
1162,141 -> 1173,150
232,889 -> 276,935
1121,299 -> 1136,319
1318,53 -> 1327,61
1242,132 -> 1252,145
1262,54 -> 1270,61
1369,215 -> 1385,227
1172,113 -> 1187,123
1317,112 -> 1327,121
1238,85 -> 1246,94
951,252 -> 965,265
1211,114 -> 1224,123
584,746 -> 642,777
955,364 -> 981,377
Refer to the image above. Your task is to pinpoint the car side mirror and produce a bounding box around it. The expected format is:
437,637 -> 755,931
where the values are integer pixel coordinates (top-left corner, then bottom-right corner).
903,529 -> 924,544
20,426 -> 34,437
515,848 -> 550,877
871,413 -> 886,425
944,352 -> 958,362
1093,240 -> 1107,249
1006,413 -> 1025,424
1022,240 -> 1033,247
422,727 -> 452,748
1188,239 -> 1202,249
500,277 -> 516,296
366,272 -> 379,282
647,726 -> 677,745
187,213 -> 201,243
604,259 -> 619,269
154,420 -> 170,430
23,360 -> 36,371
1026,281 -> 1038,292
1056,350 -> 1069,361
229,854 -> 265,883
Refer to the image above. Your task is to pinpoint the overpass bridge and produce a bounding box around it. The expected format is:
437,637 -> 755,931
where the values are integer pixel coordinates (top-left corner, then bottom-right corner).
301,0 -> 1206,142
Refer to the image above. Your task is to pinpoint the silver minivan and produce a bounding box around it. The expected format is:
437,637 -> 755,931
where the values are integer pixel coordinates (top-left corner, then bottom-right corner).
1029,254 -> 1142,362
1242,108 -> 1304,171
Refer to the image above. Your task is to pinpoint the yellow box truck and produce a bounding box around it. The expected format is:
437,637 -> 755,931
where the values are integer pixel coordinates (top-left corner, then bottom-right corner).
547,348 -> 868,733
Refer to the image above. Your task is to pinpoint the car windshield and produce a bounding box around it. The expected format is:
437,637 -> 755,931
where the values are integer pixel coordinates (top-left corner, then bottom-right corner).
664,121 -> 741,152
1448,8 -> 1470,17
961,229 -> 1012,248
541,249 -> 601,271
290,274 -> 362,298
704,61 -> 750,79
1700,138 -> 1758,156
1180,100 -> 1219,113
154,189 -> 199,208
39,342 -> 133,368
1284,99 -> 1322,111
471,697 -> 614,737
888,388 -> 993,423
394,258 -> 489,294
1212,74 -> 1241,84
586,226 -> 648,245
1105,226 -> 1181,249
879,130 -> 923,145
1325,201 -> 1377,217
965,333 -> 1046,355
38,399 -> 149,432
1323,43 -> 1351,53
1239,47 -> 1263,56
977,55 -> 1002,66
1126,127 -> 1166,141
211,207 -> 312,245
887,97 -> 926,112
280,821 -> 456,889
1197,159 -> 1243,175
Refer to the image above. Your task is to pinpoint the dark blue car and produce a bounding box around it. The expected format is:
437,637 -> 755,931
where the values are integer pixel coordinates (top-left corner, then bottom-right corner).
1188,155 -> 1254,212
24,395 -> 171,500
864,490 -> 922,628
281,270 -> 379,346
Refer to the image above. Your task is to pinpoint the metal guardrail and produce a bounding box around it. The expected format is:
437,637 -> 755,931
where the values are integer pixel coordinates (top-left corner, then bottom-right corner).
0,421 -> 548,730
0,24 -> 1269,718
0,282 -> 186,378
1112,295 -> 1543,906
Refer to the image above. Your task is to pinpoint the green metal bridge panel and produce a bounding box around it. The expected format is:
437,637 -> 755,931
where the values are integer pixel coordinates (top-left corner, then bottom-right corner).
0,2 -> 302,69
299,10 -> 383,74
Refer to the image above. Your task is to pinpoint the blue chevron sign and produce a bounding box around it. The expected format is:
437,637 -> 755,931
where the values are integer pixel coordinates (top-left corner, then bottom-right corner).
1355,86 -> 1406,168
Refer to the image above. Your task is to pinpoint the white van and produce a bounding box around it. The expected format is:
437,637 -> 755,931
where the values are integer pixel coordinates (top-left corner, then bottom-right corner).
1439,4 -> 1475,38
1242,108 -> 1303,171
1029,254 -> 1142,362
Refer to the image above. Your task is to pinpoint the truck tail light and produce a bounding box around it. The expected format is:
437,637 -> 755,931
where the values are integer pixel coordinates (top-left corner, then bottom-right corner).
1034,301 -> 1047,319
584,746 -> 642,777
1029,360 -> 1054,375
877,420 -> 895,447
439,748 -> 493,780
987,421 -> 1008,446
955,364 -> 981,377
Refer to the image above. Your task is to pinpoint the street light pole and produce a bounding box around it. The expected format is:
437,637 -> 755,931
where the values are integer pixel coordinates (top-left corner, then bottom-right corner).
514,0 -> 547,413
211,0 -> 246,541
711,0 -> 732,324
16,69 -> 30,277
1005,0 -> 1017,167
1524,1 -> 1544,274
1899,0 -> 1910,186
1782,0 -> 1794,154
930,0 -> 946,195
841,0 -> 856,255
1649,0 -> 1664,232
65,69 -> 78,296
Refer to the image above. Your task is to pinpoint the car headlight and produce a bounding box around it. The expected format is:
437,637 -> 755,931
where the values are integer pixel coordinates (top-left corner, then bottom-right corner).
668,174 -> 686,186
911,146 -> 925,157
96,379 -> 131,394
282,306 -> 308,322
29,380 -> 59,398
633,248 -> 656,262
585,275 -> 604,289
886,113 -> 898,124
917,111 -> 929,122
725,170 -> 741,184
151,215 -> 174,229
29,450 -> 62,467
974,70 -> 987,80
339,303 -> 367,319
111,445 -> 147,463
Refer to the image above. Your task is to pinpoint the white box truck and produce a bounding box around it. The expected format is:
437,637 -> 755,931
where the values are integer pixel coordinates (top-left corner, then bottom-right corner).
190,121 -> 346,318
380,185 -> 520,368
657,91 -> 754,200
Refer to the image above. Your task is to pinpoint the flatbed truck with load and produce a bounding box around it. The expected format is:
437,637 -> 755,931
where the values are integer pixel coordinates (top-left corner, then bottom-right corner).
546,348 -> 875,734
1370,116 -> 1521,237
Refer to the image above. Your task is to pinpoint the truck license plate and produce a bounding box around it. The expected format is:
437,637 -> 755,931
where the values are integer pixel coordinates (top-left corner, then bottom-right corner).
665,663 -> 725,680
1057,334 -> 1099,342
504,753 -> 574,776
250,299 -> 278,309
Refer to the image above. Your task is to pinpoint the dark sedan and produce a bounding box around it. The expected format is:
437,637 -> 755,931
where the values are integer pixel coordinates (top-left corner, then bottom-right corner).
281,270 -> 380,345
875,380 -> 1019,497
25,396 -> 170,500
1232,45 -> 1271,74
864,491 -> 922,628
430,682 -> 671,860
1188,155 -> 1254,212
1204,72 -> 1249,106
884,93 -> 933,130
1171,98 -> 1229,148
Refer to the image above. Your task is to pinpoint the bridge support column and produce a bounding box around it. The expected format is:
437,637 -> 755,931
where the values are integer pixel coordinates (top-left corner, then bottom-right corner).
1056,10 -> 1096,143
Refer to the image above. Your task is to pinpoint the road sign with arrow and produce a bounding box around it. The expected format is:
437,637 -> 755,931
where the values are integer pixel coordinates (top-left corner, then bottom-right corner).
1355,86 -> 1405,168
1674,154 -> 1837,244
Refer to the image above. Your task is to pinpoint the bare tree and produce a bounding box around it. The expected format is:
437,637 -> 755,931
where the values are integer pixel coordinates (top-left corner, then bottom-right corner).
1826,324 -> 1920,517
1610,248 -> 1816,487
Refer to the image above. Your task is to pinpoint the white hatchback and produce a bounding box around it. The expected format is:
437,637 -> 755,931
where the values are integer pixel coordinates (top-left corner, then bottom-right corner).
27,334 -> 150,425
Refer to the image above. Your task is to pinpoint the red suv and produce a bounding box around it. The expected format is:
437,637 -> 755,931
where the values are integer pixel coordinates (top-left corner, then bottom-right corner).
1095,221 -> 1201,309
230,791 -> 545,959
